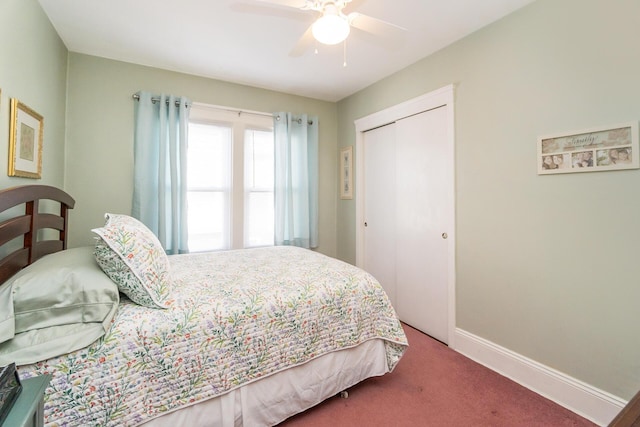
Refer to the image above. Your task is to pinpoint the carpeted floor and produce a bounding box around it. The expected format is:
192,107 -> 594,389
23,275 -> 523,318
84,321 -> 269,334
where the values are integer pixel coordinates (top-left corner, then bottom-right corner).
279,323 -> 598,426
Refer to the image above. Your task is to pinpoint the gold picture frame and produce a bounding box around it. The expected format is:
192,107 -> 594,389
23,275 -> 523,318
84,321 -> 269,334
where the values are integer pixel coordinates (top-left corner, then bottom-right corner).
8,99 -> 43,179
340,146 -> 353,200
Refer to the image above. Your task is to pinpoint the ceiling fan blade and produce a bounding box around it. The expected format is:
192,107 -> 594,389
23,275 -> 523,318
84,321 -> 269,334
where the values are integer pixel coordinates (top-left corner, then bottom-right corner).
231,2 -> 310,20
289,24 -> 315,57
348,12 -> 407,36
247,0 -> 310,9
342,0 -> 368,14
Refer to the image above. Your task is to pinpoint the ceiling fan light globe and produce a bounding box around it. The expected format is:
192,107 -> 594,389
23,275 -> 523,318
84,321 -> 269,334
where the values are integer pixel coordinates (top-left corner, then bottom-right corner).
312,14 -> 350,45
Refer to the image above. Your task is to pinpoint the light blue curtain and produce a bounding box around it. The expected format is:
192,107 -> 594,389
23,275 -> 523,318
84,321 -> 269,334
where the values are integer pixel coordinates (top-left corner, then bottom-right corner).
132,91 -> 190,254
273,112 -> 319,249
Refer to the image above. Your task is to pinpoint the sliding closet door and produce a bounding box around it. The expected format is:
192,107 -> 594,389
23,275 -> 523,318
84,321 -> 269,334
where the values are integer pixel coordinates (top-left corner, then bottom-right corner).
362,123 -> 397,305
395,106 -> 449,343
362,105 -> 450,343
357,86 -> 454,345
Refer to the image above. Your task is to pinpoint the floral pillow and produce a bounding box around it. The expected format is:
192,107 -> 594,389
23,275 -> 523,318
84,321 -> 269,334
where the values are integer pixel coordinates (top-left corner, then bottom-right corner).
92,213 -> 172,309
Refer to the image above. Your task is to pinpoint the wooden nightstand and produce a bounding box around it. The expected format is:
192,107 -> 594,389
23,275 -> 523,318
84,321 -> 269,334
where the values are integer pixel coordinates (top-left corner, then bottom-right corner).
2,375 -> 51,427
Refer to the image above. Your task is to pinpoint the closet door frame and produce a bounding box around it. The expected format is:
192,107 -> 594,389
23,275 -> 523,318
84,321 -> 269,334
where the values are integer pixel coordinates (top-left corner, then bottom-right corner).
354,84 -> 456,347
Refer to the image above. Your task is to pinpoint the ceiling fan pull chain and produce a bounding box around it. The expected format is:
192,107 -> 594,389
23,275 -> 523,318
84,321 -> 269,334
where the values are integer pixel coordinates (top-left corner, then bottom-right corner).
343,39 -> 348,67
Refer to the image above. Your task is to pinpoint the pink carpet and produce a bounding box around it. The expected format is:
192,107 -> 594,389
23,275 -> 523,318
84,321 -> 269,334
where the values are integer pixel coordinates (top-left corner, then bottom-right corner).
279,324 -> 597,426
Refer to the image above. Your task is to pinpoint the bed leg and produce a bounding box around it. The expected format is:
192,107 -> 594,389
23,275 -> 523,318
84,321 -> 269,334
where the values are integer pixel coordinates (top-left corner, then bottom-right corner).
339,390 -> 349,399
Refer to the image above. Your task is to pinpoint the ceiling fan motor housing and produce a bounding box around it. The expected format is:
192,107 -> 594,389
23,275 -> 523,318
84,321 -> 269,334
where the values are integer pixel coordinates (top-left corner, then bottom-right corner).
310,0 -> 351,45
306,0 -> 351,12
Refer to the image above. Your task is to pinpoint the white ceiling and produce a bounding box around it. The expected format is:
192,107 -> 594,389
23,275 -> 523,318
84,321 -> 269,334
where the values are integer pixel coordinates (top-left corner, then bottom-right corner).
38,0 -> 535,102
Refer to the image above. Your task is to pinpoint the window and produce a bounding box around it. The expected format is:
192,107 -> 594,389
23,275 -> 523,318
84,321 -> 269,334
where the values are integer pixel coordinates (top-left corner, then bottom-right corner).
187,104 -> 274,252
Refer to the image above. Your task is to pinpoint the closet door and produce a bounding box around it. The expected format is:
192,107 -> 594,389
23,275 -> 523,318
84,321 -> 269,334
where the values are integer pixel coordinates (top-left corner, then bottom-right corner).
395,106 -> 449,343
363,123 -> 397,305
357,86 -> 454,344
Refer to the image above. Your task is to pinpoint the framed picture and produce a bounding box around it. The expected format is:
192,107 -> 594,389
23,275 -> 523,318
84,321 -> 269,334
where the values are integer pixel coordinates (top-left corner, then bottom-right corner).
340,146 -> 353,199
8,99 -> 43,179
538,122 -> 639,175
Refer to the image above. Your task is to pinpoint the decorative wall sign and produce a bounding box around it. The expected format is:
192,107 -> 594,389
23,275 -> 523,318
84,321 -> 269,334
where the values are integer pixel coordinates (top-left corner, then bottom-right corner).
340,145 -> 353,199
538,122 -> 638,174
8,99 -> 43,179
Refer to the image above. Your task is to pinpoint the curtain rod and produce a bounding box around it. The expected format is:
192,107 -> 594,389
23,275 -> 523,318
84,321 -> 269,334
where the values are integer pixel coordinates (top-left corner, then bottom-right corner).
194,102 -> 314,125
192,101 -> 273,120
275,114 -> 314,126
132,95 -> 314,125
132,93 -> 190,108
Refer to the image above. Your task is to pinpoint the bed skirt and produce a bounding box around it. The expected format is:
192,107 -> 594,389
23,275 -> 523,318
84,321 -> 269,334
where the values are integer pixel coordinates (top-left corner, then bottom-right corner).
142,339 -> 388,426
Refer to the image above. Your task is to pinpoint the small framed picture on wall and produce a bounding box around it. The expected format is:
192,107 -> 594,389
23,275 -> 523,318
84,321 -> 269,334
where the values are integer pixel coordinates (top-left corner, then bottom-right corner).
340,146 -> 353,199
8,99 -> 43,179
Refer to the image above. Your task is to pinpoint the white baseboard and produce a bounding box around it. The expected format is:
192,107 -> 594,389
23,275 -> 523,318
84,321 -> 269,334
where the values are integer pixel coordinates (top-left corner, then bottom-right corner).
453,328 -> 626,426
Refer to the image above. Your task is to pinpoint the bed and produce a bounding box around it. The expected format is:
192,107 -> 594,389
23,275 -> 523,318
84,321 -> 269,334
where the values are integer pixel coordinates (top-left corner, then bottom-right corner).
0,185 -> 408,426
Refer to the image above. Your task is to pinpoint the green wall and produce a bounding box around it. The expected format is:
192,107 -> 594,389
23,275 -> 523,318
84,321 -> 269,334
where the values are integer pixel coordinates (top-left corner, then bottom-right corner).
337,0 -> 640,399
0,0 -> 67,189
64,54 -> 338,256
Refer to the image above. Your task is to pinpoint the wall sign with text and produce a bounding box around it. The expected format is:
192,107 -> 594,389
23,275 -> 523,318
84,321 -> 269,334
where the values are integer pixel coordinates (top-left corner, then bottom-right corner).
538,122 -> 638,174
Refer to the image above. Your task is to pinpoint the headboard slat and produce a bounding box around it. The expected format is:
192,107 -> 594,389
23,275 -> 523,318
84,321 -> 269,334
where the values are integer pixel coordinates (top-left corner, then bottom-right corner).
0,248 -> 30,284
34,240 -> 65,260
0,216 -> 31,247
0,185 -> 75,284
38,214 -> 65,232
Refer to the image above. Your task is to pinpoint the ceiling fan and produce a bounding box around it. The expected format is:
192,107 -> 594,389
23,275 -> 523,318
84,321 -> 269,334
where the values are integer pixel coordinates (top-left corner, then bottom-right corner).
248,0 -> 407,56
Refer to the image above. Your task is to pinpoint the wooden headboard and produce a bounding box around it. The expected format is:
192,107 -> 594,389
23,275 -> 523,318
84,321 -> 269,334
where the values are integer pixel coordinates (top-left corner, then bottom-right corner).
0,185 -> 75,284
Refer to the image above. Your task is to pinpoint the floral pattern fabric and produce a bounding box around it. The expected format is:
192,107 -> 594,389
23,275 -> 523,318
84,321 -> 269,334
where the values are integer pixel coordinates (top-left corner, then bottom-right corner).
93,213 -> 172,308
18,246 -> 408,427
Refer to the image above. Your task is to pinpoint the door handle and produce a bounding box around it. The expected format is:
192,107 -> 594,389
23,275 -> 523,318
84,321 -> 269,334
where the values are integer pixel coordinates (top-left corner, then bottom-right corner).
441,232 -> 448,239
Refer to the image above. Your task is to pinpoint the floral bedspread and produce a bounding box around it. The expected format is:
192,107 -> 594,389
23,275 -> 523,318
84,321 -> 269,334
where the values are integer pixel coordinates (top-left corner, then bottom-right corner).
18,246 -> 408,426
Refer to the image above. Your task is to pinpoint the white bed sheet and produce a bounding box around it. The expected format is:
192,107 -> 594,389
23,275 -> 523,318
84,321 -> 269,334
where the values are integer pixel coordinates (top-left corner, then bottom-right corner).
142,338 -> 388,427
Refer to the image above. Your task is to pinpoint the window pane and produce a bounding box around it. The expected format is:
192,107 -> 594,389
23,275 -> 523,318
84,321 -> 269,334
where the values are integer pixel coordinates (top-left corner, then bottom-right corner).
187,121 -> 232,252
246,192 -> 274,247
188,123 -> 231,189
245,129 -> 274,189
245,129 -> 274,247
187,191 -> 229,252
